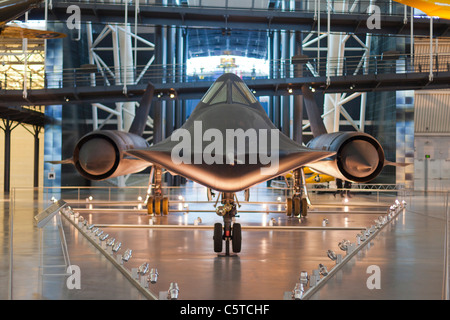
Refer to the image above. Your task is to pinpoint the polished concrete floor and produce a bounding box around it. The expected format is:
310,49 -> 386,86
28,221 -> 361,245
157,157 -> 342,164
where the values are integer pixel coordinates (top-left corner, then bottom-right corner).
1,185 -> 448,300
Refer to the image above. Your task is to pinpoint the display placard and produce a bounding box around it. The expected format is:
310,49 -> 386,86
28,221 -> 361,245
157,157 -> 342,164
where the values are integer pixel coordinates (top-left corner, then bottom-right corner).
34,199 -> 67,228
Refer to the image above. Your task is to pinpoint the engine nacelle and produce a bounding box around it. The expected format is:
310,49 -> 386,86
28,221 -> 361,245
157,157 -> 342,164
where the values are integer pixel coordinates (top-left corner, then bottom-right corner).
73,130 -> 150,180
306,132 -> 385,183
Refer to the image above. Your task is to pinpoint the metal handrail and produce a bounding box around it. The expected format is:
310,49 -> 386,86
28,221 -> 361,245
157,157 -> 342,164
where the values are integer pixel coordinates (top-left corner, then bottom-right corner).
2,53 -> 448,91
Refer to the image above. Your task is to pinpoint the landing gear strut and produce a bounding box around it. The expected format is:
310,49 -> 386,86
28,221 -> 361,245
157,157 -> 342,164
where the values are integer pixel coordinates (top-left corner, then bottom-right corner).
286,168 -> 308,217
214,192 -> 241,256
146,166 -> 169,216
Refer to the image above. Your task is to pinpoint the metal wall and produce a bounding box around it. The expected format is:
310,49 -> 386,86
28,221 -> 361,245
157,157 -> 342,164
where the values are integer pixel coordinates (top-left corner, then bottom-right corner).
414,91 -> 450,134
414,90 -> 450,191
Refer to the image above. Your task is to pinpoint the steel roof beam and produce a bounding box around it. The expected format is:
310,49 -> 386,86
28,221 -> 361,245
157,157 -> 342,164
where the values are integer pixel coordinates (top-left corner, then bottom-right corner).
28,3 -> 450,36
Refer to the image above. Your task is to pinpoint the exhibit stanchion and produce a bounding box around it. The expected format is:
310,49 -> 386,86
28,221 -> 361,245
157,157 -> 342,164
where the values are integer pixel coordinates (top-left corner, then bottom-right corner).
285,198 -> 407,300
444,192 -> 449,300
34,200 -> 71,277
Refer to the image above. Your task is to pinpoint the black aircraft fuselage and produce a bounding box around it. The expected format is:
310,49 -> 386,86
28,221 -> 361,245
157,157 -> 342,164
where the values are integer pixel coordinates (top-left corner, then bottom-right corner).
127,73 -> 334,193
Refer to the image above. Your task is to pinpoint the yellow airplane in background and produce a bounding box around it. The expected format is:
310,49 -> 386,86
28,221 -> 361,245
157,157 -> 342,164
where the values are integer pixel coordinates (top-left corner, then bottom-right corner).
394,0 -> 450,19
285,167 -> 335,184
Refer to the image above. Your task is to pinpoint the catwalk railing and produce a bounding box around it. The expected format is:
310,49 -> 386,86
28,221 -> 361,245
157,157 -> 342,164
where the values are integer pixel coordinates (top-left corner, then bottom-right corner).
1,53 -> 446,92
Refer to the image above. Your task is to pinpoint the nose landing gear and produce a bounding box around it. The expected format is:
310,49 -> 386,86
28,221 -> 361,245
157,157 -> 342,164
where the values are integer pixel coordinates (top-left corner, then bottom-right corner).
213,192 -> 241,257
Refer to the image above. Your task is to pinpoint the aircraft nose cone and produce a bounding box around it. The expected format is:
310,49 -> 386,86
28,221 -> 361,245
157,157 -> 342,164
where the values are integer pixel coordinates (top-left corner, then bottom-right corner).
340,139 -> 379,178
78,138 -> 117,175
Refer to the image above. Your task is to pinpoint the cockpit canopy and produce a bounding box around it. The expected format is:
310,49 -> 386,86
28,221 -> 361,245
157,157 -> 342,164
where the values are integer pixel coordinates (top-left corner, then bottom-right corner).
200,74 -> 258,106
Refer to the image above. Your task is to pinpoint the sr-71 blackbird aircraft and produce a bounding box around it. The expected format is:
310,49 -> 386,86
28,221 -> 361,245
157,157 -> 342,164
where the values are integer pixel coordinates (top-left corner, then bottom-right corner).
0,0 -> 65,39
55,73 -> 397,256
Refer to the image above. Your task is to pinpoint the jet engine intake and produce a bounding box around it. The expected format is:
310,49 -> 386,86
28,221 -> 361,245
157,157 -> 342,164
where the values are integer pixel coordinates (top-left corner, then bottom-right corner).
306,132 -> 385,183
73,130 -> 150,180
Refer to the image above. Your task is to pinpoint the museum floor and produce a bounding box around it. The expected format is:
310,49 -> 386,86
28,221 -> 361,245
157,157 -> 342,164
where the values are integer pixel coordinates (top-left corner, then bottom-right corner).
0,184 -> 449,300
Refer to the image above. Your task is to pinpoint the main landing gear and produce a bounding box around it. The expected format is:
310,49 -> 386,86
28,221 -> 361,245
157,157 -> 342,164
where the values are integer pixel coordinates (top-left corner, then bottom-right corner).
286,168 -> 308,217
146,166 -> 170,216
213,192 -> 242,257
286,196 -> 308,217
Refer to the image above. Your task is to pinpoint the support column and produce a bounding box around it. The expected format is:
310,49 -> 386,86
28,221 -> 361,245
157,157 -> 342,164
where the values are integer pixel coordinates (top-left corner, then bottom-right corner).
119,24 -> 136,132
360,33 -> 372,132
165,26 -> 175,139
272,30 -> 281,129
3,122 -> 11,193
323,1 -> 348,133
1,119 -> 18,193
33,125 -> 41,188
282,29 -> 291,137
292,34 -> 305,144
153,25 -> 163,144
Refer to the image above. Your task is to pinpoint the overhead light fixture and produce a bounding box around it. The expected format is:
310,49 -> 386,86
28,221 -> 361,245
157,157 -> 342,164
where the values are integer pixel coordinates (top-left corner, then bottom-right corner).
287,88 -> 293,94
169,88 -> 177,99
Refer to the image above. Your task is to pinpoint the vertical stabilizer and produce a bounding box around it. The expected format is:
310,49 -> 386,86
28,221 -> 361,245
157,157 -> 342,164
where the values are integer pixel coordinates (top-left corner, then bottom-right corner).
301,85 -> 328,138
128,82 -> 155,136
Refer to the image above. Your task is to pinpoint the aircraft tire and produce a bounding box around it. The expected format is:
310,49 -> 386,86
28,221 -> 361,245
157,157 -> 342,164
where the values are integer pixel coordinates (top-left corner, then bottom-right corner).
294,197 -> 301,216
286,197 -> 293,216
213,223 -> 223,253
232,223 -> 242,253
147,196 -> 154,215
154,197 -> 161,216
162,197 -> 169,215
301,198 -> 308,217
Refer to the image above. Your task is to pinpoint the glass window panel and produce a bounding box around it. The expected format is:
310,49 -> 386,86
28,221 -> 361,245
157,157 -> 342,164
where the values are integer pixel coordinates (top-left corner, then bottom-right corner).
208,83 -> 228,105
232,83 -> 249,105
235,81 -> 257,103
201,81 -> 224,104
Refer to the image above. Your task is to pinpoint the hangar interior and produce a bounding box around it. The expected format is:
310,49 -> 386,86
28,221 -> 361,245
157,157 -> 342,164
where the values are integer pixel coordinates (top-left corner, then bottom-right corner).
0,0 -> 449,300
